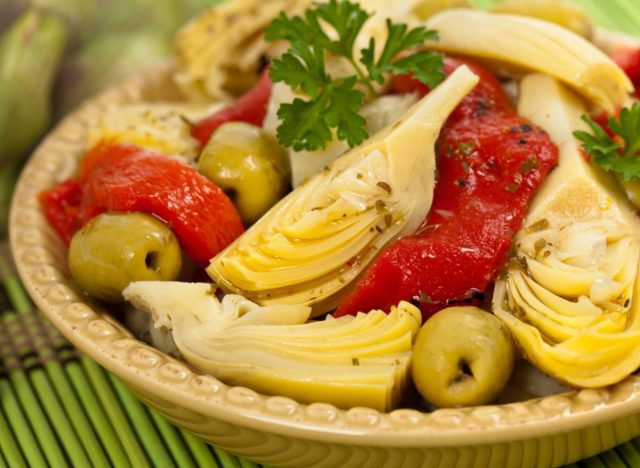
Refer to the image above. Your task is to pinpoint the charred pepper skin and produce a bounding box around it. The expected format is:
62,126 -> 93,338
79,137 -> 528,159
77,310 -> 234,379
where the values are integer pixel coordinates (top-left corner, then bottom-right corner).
335,58 -> 559,321
40,143 -> 244,267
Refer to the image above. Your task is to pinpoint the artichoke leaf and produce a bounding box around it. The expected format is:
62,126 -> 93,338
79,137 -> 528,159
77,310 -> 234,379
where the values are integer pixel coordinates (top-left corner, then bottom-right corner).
87,102 -> 221,163
174,0 -> 311,100
174,0 -> 427,103
123,281 -> 421,411
493,74 -> 640,388
426,9 -> 632,113
209,66 -> 479,315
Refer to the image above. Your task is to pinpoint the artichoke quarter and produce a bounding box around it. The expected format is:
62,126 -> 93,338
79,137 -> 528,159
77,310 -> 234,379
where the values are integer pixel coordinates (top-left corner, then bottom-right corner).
207,66 -> 479,316
426,9 -> 632,113
123,281 -> 421,411
493,74 -> 640,388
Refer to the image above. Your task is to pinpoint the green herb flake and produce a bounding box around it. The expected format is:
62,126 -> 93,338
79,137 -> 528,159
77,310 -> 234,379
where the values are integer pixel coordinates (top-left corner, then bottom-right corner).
525,218 -> 549,233
415,224 -> 440,236
519,156 -> 539,174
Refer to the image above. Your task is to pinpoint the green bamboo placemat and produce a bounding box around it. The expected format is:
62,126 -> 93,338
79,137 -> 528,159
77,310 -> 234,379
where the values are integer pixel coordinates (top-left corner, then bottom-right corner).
0,245 -> 259,468
2,1 -> 640,467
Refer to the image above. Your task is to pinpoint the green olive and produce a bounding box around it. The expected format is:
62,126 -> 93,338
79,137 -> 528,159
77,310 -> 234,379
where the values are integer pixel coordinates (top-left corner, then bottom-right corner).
411,306 -> 514,408
68,212 -> 182,302
198,122 -> 290,225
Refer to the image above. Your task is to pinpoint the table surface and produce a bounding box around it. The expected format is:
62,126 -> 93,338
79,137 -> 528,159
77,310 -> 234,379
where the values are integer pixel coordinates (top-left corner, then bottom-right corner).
1,0 -> 640,467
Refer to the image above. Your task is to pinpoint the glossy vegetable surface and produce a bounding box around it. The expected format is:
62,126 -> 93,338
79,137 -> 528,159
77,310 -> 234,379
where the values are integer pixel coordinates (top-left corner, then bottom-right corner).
493,73 -> 640,388
69,212 -> 182,302
207,66 -> 479,315
198,122 -> 290,225
191,69 -> 272,147
412,306 -> 514,407
335,58 -> 558,320
40,143 -> 244,266
124,281 -> 421,411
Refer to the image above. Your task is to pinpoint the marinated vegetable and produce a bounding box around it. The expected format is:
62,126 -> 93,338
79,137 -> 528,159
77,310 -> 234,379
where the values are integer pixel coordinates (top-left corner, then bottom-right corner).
412,307 -> 514,408
87,103 -> 209,163
493,73 -> 640,388
40,143 -> 244,267
191,70 -> 273,147
198,122 -> 290,225
173,0 -> 309,101
124,281 -> 421,411
34,0 -> 640,410
335,58 -> 558,320
426,9 -> 632,113
69,212 -> 182,302
207,66 -> 479,315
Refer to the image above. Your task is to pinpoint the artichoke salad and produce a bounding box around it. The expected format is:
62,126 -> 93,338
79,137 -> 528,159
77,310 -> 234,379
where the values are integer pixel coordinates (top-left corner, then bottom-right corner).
38,0 -> 640,412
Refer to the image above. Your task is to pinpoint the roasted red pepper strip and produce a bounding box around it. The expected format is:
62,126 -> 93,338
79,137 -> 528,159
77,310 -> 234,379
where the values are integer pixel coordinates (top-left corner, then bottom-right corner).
191,70 -> 272,146
39,179 -> 83,244
40,143 -> 244,267
610,46 -> 640,98
335,58 -> 558,321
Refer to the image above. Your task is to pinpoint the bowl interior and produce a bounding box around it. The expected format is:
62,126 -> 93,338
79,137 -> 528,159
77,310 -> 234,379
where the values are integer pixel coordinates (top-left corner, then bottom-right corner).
10,61 -> 640,448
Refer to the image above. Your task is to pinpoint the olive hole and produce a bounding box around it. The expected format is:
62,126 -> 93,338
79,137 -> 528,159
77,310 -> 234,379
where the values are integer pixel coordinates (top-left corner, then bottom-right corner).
451,359 -> 474,385
145,251 -> 160,273
460,360 -> 473,378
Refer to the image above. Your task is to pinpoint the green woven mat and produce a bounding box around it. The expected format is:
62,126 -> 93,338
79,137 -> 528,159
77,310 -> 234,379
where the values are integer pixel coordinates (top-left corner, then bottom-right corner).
2,1 -> 640,467
0,245 -> 258,468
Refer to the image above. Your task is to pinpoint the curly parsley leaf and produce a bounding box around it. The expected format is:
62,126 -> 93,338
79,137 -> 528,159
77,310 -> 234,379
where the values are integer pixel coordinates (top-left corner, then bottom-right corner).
277,77 -> 367,151
269,43 -> 327,98
574,103 -> 640,182
314,0 -> 371,57
264,0 -> 444,151
361,22 -> 444,87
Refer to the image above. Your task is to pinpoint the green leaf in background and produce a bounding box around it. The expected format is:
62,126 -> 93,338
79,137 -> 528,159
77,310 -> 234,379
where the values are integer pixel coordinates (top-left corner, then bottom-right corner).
0,9 -> 67,169
54,32 -> 172,118
53,0 -> 223,117
0,0 -> 29,33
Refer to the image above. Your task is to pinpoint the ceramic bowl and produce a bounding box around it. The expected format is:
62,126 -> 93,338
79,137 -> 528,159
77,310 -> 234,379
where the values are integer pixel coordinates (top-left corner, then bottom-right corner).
10,34 -> 640,468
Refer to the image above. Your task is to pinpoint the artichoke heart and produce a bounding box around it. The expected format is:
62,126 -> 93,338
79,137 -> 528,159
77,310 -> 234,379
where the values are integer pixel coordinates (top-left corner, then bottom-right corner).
174,0 -> 311,100
208,66 -> 479,315
174,0 -> 428,101
123,281 -> 422,411
426,9 -> 632,113
88,103 -> 222,163
493,74 -> 640,388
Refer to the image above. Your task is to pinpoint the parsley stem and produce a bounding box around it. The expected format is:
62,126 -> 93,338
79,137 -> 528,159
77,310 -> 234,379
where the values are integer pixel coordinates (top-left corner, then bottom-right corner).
347,56 -> 376,97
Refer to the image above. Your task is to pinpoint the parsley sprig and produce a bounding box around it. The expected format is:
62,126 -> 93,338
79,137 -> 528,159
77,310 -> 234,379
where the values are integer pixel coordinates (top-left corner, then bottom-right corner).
265,0 -> 445,151
574,103 -> 640,182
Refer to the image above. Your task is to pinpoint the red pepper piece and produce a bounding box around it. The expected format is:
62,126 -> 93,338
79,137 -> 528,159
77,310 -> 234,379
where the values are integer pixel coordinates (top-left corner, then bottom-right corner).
39,178 -> 83,244
40,143 -> 244,267
610,47 -> 640,98
335,58 -> 558,321
191,70 -> 273,146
